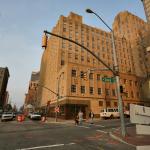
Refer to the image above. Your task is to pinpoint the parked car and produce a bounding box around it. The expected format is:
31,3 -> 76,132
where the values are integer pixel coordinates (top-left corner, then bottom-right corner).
30,112 -> 41,120
100,108 -> 120,119
27,112 -> 33,118
1,112 -> 14,121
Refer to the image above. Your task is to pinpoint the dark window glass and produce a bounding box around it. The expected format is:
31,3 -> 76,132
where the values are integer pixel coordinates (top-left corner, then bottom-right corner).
90,87 -> 94,94
71,70 -> 76,77
81,86 -> 85,94
71,85 -> 76,93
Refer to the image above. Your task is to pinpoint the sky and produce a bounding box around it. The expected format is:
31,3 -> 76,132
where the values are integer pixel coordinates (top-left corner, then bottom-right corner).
0,0 -> 146,108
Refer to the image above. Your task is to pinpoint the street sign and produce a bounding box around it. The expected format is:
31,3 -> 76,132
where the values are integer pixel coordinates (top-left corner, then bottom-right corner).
102,77 -> 116,83
55,107 -> 59,113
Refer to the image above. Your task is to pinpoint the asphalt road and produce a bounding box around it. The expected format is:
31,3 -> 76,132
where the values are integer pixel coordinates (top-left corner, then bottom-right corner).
0,118 -> 135,150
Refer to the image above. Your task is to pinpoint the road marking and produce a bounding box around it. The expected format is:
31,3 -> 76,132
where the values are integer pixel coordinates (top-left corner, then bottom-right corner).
92,124 -> 105,127
77,125 -> 90,129
96,130 -> 108,134
16,143 -> 76,150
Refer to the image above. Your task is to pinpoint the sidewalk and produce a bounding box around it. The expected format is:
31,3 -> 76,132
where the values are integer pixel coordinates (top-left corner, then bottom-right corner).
110,125 -> 150,147
46,117 -> 74,124
46,117 -> 101,124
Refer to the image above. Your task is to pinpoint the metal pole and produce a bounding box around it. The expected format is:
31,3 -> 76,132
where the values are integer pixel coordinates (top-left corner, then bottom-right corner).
86,9 -> 126,137
56,72 -> 64,122
55,77 -> 60,122
111,31 -> 126,137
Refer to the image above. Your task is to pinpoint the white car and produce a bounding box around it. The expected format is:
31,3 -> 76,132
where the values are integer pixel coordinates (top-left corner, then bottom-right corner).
1,112 -> 14,121
100,108 -> 120,119
30,113 -> 41,120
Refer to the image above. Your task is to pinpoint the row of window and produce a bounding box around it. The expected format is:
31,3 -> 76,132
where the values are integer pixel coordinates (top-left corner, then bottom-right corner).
71,69 -> 139,86
71,84 -> 140,98
71,84 -> 116,96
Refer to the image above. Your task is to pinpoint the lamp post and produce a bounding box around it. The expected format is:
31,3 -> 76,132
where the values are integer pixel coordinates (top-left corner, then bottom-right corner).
37,84 -> 58,119
56,72 -> 64,122
86,8 -> 126,137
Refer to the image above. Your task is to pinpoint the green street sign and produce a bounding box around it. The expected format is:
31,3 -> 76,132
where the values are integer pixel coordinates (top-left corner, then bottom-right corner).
102,77 -> 116,83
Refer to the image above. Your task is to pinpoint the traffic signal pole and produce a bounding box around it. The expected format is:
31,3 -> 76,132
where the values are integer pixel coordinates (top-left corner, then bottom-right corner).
86,9 -> 126,137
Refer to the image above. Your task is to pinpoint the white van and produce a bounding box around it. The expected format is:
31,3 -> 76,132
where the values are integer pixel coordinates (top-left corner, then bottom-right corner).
100,108 -> 120,119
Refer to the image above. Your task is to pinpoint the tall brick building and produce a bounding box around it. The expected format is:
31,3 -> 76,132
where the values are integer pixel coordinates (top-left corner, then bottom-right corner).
25,71 -> 39,107
113,11 -> 150,77
38,12 -> 147,119
0,67 -> 10,109
141,0 -> 150,23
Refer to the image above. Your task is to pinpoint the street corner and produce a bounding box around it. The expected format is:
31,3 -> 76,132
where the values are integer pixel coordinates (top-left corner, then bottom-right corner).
109,131 -> 136,147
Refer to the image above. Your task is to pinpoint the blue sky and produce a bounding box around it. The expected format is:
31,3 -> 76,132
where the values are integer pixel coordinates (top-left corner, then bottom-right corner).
0,0 -> 146,108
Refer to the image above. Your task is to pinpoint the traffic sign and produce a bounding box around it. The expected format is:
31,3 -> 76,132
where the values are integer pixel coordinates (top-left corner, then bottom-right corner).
55,107 -> 59,113
102,77 -> 116,83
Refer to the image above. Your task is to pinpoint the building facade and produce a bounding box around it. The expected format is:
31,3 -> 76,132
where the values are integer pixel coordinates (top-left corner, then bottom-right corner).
24,71 -> 39,108
0,67 -> 10,109
113,11 -> 150,103
38,12 -> 146,119
113,11 -> 150,77
141,0 -> 150,23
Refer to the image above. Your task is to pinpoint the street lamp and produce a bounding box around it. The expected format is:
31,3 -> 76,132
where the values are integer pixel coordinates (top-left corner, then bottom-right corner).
55,72 -> 64,122
86,8 -> 126,137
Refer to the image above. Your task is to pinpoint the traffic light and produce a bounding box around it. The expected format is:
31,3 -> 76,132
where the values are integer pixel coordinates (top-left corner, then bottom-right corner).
120,85 -> 124,93
83,72 -> 87,80
42,33 -> 47,48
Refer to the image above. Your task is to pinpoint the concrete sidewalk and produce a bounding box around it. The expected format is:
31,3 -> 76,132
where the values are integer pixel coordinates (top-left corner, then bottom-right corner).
45,117 -> 101,124
110,125 -> 150,147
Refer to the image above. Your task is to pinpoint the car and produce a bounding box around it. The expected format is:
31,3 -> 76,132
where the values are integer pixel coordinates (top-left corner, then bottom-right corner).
1,112 -> 14,121
100,108 -> 120,119
27,112 -> 33,118
30,112 -> 41,120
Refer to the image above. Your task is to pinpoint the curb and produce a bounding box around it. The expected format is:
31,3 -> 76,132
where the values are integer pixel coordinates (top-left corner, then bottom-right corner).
109,132 -> 136,147
46,121 -> 74,124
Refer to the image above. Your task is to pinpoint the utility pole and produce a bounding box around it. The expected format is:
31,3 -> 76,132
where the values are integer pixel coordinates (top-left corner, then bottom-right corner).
86,8 -> 126,137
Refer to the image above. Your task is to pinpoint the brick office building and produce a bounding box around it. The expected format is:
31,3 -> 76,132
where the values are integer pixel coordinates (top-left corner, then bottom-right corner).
38,12 -> 146,119
0,67 -> 10,109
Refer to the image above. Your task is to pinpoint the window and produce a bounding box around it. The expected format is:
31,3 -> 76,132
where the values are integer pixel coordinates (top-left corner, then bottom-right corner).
129,80 -> 132,86
131,91 -> 134,98
89,73 -> 94,80
112,89 -> 116,96
87,57 -> 90,62
124,79 -> 127,84
81,56 -> 84,61
97,74 -> 101,80
75,54 -> 78,60
80,71 -> 84,78
90,87 -> 94,94
99,101 -> 103,106
71,85 -> 76,93
71,70 -> 76,77
61,60 -> 65,65
81,86 -> 85,94
114,102 -> 118,107
105,89 -> 110,96
98,88 -> 102,95
106,101 -> 111,107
